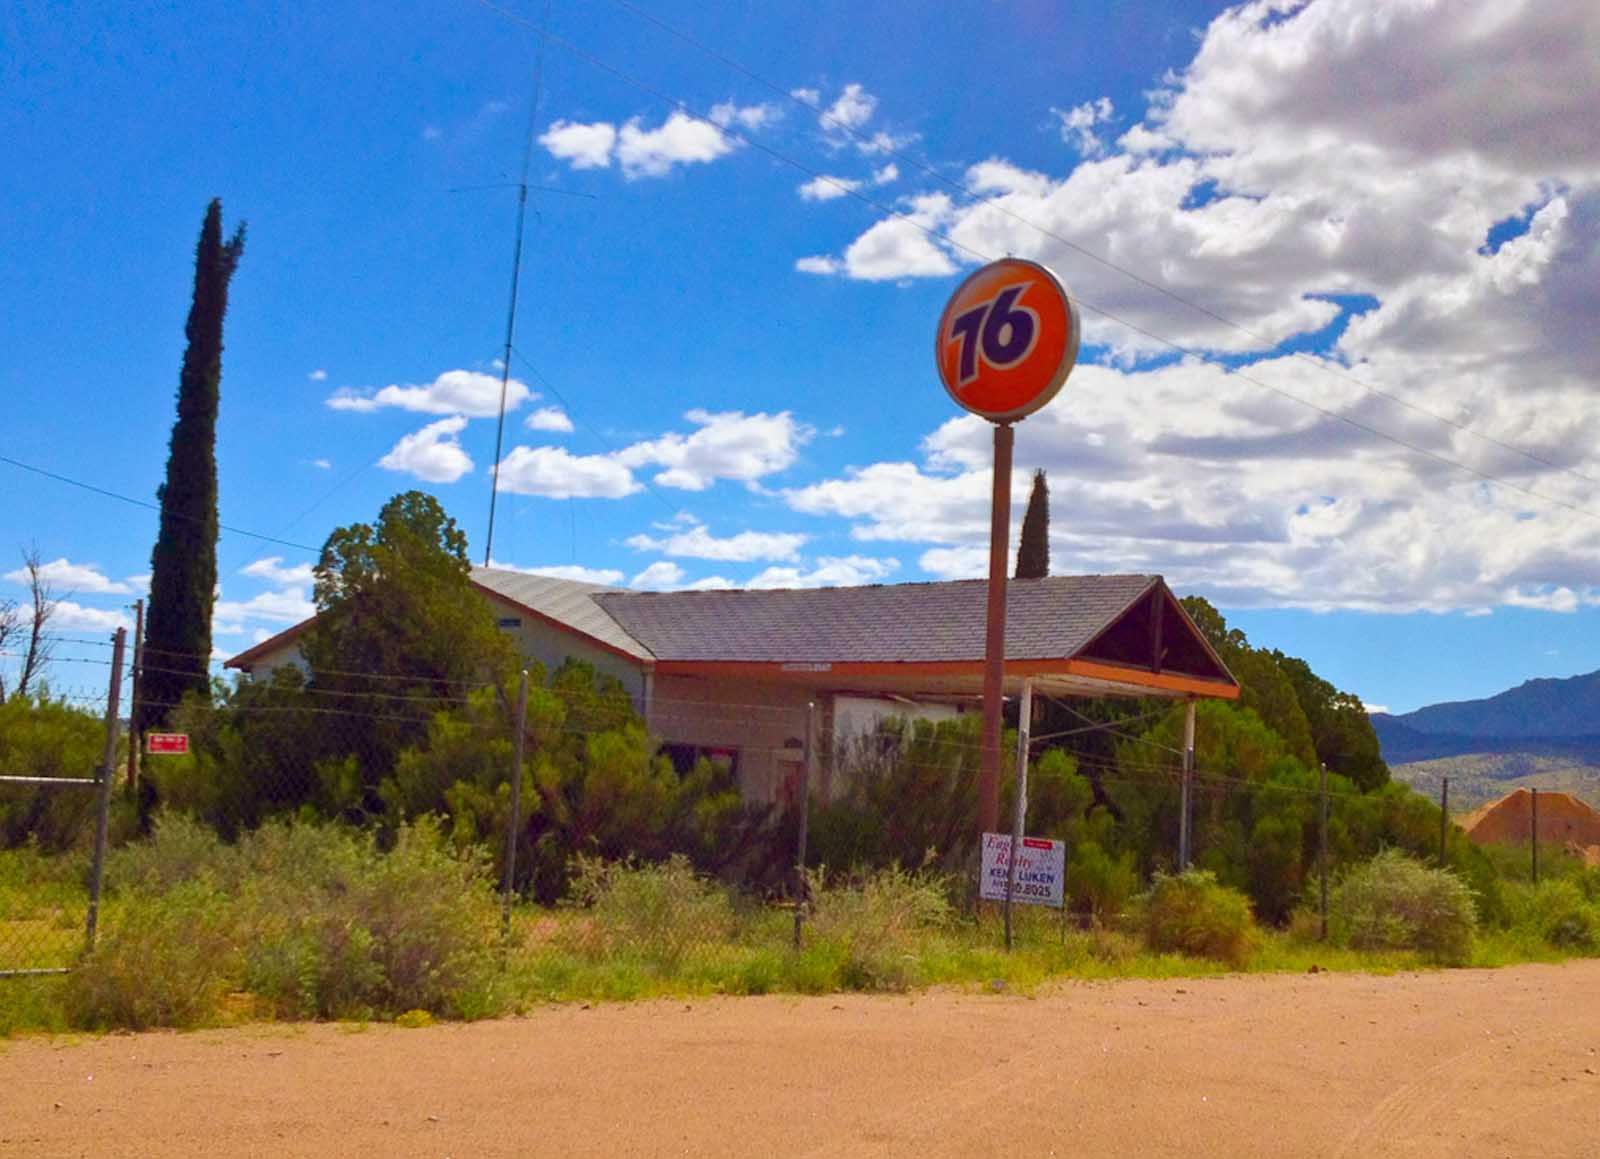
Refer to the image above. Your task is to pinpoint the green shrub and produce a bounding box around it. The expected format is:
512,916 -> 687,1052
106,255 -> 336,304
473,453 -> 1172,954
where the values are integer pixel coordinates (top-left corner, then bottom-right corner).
566,854 -> 738,967
105,811 -> 234,892
65,880 -> 239,1030
0,694 -> 107,854
1510,880 -> 1600,951
804,866 -> 951,990
1140,869 -> 1257,967
1064,840 -> 1138,925
1328,850 -> 1477,965
241,819 -> 499,1019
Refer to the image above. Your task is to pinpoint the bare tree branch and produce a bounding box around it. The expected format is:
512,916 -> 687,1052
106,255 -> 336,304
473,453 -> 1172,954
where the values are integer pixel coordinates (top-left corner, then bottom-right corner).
16,545 -> 57,700
0,595 -> 18,704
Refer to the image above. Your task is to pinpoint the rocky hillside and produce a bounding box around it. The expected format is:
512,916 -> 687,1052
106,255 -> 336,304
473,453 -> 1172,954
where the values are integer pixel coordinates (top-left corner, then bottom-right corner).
1375,670 -> 1600,812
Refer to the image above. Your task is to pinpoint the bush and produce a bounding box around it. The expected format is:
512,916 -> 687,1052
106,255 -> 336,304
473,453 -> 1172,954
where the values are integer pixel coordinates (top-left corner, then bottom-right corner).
240,819 -> 500,1019
0,694 -> 107,854
1065,840 -> 1137,925
94,816 -> 503,1023
105,811 -> 233,893
1328,850 -> 1477,965
1510,880 -> 1600,951
65,880 -> 239,1030
566,854 -> 738,967
804,866 -> 951,990
1140,870 -> 1257,967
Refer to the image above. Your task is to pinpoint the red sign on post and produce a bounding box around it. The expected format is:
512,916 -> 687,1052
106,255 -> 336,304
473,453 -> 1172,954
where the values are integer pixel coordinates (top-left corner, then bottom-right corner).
935,257 -> 1081,843
145,733 -> 189,755
935,257 -> 1080,423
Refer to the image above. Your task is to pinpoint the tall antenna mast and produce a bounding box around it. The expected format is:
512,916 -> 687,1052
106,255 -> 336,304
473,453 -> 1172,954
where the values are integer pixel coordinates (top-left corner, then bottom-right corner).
484,6 -> 550,567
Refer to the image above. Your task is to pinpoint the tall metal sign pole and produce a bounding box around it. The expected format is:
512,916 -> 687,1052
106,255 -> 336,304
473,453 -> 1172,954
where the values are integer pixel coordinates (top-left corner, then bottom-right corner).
936,259 -> 1081,838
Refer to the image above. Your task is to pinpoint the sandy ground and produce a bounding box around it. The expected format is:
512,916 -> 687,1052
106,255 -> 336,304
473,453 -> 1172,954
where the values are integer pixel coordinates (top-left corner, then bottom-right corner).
3,962 -> 1599,1158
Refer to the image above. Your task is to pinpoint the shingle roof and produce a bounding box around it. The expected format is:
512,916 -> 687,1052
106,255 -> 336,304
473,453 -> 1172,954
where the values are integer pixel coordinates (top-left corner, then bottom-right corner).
592,575 -> 1159,664
470,568 -> 654,661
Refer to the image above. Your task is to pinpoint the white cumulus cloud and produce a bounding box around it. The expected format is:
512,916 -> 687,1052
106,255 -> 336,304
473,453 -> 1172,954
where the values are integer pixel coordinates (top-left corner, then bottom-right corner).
4,558 -> 130,594
616,409 -> 813,491
539,120 -> 618,169
494,445 -> 640,499
631,561 -> 688,590
524,406 -> 574,433
327,369 -> 531,418
240,557 -> 316,587
625,517 -> 807,563
378,416 -> 474,484
487,559 -> 626,586
747,555 -> 900,590
798,175 -> 862,201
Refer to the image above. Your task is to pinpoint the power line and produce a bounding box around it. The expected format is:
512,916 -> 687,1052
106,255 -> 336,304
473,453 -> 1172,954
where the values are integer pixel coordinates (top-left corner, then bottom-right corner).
468,0 -> 1600,527
601,0 -> 1600,493
0,453 -> 322,553
506,346 -> 680,515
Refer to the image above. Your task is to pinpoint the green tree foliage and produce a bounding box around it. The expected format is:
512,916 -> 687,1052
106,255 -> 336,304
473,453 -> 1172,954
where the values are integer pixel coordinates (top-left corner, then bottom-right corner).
1273,651 -> 1389,790
811,716 -> 1091,873
1014,468 -> 1050,579
0,692 -> 108,852
1179,596 -> 1316,766
385,659 -> 749,902
299,491 -> 520,804
138,200 -> 245,733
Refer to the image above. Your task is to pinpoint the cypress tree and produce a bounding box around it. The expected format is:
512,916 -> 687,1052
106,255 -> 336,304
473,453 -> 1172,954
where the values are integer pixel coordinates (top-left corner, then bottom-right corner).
1014,468 -> 1050,579
136,200 -> 245,733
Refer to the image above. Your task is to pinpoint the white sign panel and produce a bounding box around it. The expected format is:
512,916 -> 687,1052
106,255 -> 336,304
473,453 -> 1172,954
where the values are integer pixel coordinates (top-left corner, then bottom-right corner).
980,832 -> 1065,908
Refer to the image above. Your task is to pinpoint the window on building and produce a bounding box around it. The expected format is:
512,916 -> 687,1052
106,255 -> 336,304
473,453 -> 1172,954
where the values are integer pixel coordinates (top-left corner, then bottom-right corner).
660,742 -> 739,778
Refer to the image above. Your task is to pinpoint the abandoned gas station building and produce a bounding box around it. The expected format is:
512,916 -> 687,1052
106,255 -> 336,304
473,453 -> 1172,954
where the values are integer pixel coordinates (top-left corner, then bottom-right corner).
227,567 -> 1240,802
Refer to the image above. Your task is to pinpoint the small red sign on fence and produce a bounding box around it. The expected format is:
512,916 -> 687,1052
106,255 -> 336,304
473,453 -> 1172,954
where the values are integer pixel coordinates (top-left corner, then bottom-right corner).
145,733 -> 189,755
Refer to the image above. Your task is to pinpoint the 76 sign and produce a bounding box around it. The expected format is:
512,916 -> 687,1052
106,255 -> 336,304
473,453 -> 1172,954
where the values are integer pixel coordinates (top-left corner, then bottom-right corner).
936,258 -> 1080,423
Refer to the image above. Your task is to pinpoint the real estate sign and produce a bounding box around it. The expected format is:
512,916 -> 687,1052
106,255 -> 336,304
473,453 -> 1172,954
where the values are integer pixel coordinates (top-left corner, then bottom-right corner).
979,832 -> 1065,908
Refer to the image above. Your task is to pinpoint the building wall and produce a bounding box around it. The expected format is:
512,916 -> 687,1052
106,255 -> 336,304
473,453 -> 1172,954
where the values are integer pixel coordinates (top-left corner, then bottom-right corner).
649,675 -> 817,804
236,596 -> 649,711
236,640 -> 309,682
646,680 -> 968,805
481,593 -> 649,710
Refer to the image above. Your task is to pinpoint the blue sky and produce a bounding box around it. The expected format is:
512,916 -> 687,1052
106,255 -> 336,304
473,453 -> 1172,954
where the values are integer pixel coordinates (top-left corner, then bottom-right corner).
4,0 -> 1599,715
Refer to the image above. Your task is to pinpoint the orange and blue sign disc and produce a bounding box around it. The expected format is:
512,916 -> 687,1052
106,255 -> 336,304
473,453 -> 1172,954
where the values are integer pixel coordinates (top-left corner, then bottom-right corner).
935,258 -> 1080,423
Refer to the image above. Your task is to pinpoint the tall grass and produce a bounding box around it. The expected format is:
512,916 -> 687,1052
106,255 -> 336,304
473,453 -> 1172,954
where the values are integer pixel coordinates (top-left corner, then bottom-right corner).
7,839 -> 1600,1036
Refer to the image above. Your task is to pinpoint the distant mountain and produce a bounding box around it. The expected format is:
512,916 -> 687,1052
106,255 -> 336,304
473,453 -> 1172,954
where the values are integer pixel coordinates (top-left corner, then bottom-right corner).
1375,669 -> 1600,811
1379,669 -> 1600,739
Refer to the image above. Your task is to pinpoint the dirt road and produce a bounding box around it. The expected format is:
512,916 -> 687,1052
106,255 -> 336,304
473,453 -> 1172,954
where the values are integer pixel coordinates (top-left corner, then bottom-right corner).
4,962 -> 1598,1157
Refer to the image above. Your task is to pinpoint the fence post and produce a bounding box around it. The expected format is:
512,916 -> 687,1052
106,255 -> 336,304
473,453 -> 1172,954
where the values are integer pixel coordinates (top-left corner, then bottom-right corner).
501,668 -> 528,937
1530,787 -> 1539,885
1004,678 -> 1033,952
792,700 -> 815,950
1318,762 -> 1329,941
1438,776 -> 1449,865
1178,699 -> 1196,870
126,597 -> 143,800
85,627 -> 127,953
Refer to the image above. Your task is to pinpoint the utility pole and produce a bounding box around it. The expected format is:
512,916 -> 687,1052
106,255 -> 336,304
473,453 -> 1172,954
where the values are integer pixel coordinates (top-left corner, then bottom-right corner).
501,669 -> 529,936
1004,678 -> 1034,951
126,597 -> 144,799
1178,699 -> 1196,870
1530,787 -> 1540,885
1318,762 -> 1329,941
1438,776 -> 1449,865
793,701 -> 815,950
978,423 -> 1014,838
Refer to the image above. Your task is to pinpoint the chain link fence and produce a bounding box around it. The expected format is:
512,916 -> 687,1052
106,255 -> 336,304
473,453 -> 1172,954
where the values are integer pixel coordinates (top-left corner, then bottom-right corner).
2,632 -> 1538,1003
